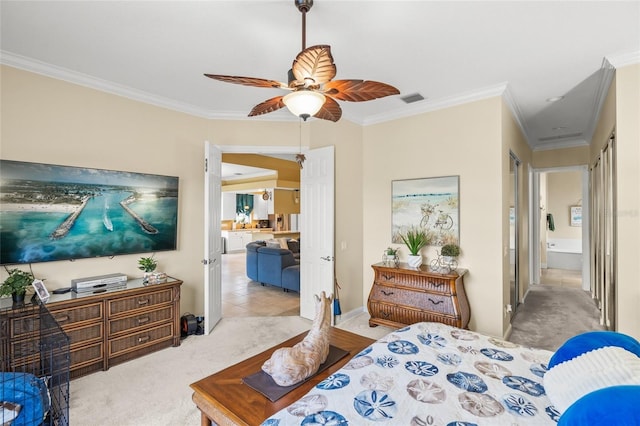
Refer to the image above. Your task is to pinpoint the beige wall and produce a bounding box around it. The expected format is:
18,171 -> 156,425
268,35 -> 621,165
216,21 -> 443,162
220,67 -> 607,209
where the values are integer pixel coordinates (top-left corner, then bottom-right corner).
0,65 -> 368,318
362,97 -> 506,336
1,65 -> 211,314
612,65 -> 640,338
590,63 -> 640,340
502,99 -> 532,334
546,171 -> 583,240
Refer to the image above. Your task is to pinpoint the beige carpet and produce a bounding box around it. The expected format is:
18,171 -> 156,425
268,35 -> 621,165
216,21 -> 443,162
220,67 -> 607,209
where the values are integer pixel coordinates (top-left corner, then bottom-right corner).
508,284 -> 605,351
69,313 -> 394,425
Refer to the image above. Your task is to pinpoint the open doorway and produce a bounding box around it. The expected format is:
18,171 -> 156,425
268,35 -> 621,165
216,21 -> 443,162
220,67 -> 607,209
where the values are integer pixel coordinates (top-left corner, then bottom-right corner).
204,144 -> 336,325
531,166 -> 590,291
220,150 -> 302,317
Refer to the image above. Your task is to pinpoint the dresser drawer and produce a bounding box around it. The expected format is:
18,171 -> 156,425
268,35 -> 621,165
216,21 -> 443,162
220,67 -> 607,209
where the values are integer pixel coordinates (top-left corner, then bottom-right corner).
10,338 -> 39,360
10,315 -> 39,338
108,323 -> 173,357
65,323 -> 103,347
108,306 -> 173,337
108,289 -> 173,317
50,302 -> 103,328
375,272 -> 453,294
371,285 -> 455,315
369,302 -> 459,327
70,342 -> 103,369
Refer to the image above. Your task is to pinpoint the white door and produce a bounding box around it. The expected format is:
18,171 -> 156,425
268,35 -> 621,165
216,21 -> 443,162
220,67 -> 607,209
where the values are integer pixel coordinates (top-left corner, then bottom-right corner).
203,142 -> 222,334
299,146 -> 335,320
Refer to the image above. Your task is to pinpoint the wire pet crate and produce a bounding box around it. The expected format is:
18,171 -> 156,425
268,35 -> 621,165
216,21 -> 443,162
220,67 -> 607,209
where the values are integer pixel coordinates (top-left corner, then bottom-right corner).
1,302 -> 70,426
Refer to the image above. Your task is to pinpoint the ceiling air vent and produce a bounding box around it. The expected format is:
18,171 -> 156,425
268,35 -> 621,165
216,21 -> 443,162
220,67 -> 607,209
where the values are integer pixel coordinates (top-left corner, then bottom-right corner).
400,93 -> 425,104
538,132 -> 582,142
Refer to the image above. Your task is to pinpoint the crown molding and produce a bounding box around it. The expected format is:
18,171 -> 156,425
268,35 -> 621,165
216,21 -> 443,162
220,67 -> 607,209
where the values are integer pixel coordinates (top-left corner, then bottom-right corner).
0,50 -> 220,119
361,82 -> 509,126
605,50 -> 640,68
581,58 -> 616,147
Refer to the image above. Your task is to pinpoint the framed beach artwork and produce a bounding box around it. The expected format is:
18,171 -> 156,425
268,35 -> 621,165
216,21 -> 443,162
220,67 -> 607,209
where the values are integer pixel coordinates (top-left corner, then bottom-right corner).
392,175 -> 460,246
0,160 -> 179,265
570,205 -> 582,227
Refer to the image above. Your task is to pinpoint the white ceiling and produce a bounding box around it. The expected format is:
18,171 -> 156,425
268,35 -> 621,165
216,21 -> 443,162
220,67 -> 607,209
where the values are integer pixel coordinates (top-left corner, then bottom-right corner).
1,1 -> 639,152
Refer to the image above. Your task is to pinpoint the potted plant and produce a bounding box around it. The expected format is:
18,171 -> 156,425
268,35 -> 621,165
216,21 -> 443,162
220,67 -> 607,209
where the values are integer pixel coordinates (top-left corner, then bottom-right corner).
383,247 -> 399,266
1,267 -> 35,304
138,255 -> 158,283
400,227 -> 431,268
440,244 -> 461,272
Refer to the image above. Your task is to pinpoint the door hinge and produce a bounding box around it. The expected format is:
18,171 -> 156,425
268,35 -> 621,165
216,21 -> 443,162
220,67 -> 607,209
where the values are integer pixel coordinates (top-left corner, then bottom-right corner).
204,158 -> 208,173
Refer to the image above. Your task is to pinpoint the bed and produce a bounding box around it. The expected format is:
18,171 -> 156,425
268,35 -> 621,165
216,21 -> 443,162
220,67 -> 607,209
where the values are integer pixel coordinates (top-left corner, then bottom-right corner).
261,322 -> 640,425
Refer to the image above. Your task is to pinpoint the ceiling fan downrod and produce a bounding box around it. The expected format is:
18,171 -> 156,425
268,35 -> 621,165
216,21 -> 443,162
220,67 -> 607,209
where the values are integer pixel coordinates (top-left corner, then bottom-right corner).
295,0 -> 313,51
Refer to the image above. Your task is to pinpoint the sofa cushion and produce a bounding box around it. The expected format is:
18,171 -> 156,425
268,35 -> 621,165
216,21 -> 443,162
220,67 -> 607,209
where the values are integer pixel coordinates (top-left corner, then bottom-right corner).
282,265 -> 300,293
245,242 -> 265,282
286,239 -> 300,254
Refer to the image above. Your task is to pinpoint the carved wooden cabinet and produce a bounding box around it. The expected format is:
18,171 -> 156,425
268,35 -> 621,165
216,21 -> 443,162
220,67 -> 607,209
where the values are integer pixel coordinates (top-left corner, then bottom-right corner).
368,263 -> 469,329
1,277 -> 182,379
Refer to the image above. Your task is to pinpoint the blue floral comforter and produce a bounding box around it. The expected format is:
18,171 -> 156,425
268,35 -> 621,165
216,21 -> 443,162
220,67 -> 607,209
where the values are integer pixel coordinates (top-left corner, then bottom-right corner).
262,322 -> 559,425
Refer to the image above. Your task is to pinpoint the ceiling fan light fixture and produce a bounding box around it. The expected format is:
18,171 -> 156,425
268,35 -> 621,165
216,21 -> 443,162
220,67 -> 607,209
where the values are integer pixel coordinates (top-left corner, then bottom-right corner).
283,90 -> 325,120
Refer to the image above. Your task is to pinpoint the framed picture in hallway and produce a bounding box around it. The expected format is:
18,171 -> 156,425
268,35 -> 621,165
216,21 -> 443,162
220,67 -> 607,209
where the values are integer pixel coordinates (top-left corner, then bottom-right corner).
391,175 -> 459,246
570,206 -> 582,227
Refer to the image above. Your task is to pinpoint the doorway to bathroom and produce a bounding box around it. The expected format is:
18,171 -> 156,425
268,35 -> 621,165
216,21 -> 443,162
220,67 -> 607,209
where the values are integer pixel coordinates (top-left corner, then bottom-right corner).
531,165 -> 590,291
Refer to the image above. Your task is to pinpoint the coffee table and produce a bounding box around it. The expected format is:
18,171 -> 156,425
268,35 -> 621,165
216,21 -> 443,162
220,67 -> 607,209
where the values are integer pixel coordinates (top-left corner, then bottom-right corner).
190,327 -> 375,426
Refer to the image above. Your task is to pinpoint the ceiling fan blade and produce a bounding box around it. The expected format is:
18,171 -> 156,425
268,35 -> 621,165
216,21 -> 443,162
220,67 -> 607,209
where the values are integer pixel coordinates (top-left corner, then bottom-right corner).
291,45 -> 337,86
204,74 -> 288,89
248,96 -> 286,117
313,96 -> 342,122
323,79 -> 400,102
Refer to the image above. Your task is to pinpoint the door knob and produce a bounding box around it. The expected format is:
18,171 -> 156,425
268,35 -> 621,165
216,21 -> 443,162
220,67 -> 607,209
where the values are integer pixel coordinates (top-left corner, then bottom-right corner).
320,256 -> 334,261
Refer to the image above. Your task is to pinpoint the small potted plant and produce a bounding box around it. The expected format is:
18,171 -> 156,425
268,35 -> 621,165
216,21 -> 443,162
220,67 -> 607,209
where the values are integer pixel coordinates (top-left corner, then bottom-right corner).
400,227 -> 431,268
1,267 -> 35,305
138,255 -> 158,283
440,244 -> 461,272
383,247 -> 399,266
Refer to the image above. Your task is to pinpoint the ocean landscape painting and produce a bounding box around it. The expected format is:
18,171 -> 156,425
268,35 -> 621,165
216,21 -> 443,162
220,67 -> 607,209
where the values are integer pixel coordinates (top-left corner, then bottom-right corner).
0,160 -> 178,265
392,175 -> 459,246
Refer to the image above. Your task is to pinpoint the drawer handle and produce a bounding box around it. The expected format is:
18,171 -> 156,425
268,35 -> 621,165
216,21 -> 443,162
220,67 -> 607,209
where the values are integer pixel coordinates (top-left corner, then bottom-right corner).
137,299 -> 150,306
381,290 -> 394,296
428,281 -> 444,287
137,316 -> 150,324
428,298 -> 444,305
56,315 -> 70,323
380,311 -> 392,318
382,274 -> 395,281
138,335 -> 150,343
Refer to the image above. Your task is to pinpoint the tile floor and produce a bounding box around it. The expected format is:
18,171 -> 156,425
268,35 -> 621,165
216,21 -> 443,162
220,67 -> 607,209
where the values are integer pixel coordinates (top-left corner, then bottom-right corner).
539,267 -> 583,288
221,252 -> 300,317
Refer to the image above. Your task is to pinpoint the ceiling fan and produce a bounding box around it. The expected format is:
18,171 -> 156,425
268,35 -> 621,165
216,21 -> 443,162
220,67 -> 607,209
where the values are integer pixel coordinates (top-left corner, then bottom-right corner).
204,0 -> 399,122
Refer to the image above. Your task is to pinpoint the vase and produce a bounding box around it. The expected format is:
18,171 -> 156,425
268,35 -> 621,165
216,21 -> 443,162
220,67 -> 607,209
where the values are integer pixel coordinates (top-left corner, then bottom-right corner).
11,292 -> 25,305
407,255 -> 422,268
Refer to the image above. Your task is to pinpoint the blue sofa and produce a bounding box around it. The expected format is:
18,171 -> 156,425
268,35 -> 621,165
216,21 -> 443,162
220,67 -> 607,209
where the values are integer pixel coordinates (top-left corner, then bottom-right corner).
246,242 -> 300,292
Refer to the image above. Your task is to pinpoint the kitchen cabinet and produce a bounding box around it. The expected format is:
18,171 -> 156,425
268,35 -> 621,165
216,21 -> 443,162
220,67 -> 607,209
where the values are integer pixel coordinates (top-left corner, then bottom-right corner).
221,192 -> 236,220
223,230 -> 252,252
253,191 -> 274,220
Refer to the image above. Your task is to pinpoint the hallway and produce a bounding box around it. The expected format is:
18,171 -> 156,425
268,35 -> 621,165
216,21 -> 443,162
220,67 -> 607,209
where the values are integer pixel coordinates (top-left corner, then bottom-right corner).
221,252 -> 299,317
508,268 -> 604,351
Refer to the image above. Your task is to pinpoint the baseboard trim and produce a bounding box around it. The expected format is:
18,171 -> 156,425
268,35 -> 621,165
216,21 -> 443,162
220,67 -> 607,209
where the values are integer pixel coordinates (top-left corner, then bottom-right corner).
334,306 -> 367,325
503,323 -> 513,341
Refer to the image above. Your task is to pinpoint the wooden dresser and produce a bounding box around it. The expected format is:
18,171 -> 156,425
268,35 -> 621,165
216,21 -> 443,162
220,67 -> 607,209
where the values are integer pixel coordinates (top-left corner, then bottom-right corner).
0,277 -> 182,379
368,263 -> 469,329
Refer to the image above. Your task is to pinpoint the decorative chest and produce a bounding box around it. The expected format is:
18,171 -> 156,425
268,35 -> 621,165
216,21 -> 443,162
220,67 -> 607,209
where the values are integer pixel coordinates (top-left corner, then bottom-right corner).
368,263 -> 469,329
